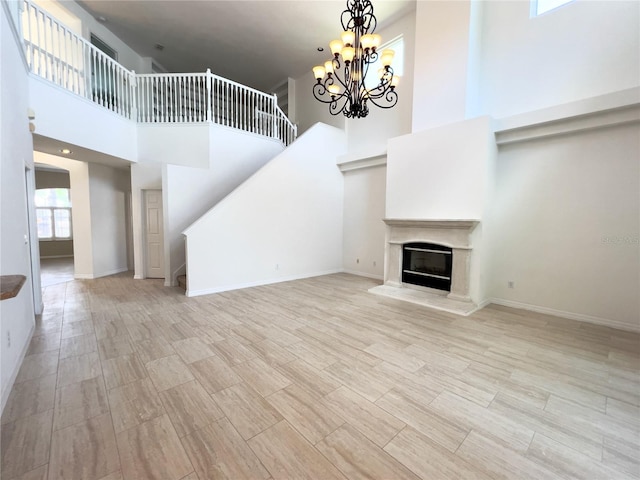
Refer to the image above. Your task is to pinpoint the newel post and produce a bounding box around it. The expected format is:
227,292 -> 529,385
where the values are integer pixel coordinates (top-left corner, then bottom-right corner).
206,68 -> 212,123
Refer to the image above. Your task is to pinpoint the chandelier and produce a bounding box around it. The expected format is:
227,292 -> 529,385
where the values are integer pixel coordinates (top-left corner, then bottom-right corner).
312,0 -> 399,119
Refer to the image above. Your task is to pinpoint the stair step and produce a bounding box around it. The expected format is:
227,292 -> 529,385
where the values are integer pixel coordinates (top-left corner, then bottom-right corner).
177,274 -> 187,291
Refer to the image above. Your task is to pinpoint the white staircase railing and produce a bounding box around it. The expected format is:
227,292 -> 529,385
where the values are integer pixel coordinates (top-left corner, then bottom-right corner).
20,0 -> 297,145
21,0 -> 136,119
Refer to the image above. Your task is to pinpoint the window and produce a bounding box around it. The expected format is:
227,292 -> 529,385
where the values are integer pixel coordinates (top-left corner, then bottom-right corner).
364,35 -> 404,91
35,188 -> 72,240
532,0 -> 574,16
90,34 -> 117,60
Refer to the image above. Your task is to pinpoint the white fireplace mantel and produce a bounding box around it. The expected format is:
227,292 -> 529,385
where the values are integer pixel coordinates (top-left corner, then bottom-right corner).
370,218 -> 482,316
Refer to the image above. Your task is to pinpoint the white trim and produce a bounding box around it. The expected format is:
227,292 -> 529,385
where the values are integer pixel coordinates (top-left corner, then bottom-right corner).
494,88 -> 640,145
1,323 -> 35,414
477,298 -> 492,310
94,267 -> 128,279
40,255 -> 74,259
342,269 -> 384,281
133,274 -> 144,280
74,267 -> 128,280
74,273 -> 94,279
488,298 -> 640,334
495,104 -> 640,146
337,148 -> 387,172
186,269 -> 342,297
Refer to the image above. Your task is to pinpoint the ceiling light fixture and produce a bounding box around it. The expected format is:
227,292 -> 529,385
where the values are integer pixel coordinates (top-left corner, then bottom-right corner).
312,0 -> 399,119
59,148 -> 72,154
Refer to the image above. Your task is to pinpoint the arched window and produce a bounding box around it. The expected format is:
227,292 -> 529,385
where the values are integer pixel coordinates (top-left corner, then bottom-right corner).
35,188 -> 72,240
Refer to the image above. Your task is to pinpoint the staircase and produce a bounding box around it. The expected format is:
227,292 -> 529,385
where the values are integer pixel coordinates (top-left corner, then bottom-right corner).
18,0 -> 309,294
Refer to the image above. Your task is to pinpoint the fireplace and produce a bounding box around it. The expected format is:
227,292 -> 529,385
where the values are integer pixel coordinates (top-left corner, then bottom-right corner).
402,243 -> 452,291
369,219 -> 481,315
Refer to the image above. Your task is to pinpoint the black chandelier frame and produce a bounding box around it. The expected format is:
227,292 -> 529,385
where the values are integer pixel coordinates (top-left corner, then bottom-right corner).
312,0 -> 398,119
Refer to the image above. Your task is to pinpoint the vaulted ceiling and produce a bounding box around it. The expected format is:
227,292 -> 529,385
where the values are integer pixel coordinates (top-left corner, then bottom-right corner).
76,0 -> 415,91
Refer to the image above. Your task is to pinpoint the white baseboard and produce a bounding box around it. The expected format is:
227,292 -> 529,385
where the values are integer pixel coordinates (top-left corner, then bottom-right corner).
488,298 -> 640,333
1,323 -> 35,415
74,273 -> 94,279
342,269 -> 384,281
74,267 -> 128,280
133,275 -> 144,280
94,267 -> 128,279
477,298 -> 492,310
186,269 -> 342,297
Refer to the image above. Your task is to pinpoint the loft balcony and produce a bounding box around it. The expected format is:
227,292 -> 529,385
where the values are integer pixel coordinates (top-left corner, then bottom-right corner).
19,0 -> 296,162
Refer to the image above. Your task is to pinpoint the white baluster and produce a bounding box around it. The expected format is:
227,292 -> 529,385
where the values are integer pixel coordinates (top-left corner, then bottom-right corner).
116,67 -> 121,115
99,54 -> 105,106
26,3 -> 33,70
162,75 -> 166,122
146,76 -> 150,122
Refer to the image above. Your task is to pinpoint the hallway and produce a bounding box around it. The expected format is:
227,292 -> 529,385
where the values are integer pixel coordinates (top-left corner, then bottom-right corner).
39,257 -> 74,288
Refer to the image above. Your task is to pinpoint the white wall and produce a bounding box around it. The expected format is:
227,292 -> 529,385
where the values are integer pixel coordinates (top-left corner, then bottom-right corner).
293,70 -> 345,135
345,10 -> 415,157
478,0 -> 640,119
386,116 -> 496,220
184,123 -> 346,296
488,123 -> 640,330
88,163 -> 129,277
411,0 -> 475,132
138,124 -> 210,168
29,77 -> 138,162
163,127 -> 283,284
1,4 -> 36,413
342,165 -> 387,279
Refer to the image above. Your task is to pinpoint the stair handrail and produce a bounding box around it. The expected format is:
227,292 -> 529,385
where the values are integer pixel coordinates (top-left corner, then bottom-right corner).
22,0 -> 137,119
20,0 -> 296,145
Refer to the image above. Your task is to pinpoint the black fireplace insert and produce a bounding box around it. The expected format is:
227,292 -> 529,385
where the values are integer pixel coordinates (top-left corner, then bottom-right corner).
402,242 -> 452,291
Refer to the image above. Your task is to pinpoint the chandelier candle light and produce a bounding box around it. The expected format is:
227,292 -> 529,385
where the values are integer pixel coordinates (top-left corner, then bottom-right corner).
312,0 -> 399,118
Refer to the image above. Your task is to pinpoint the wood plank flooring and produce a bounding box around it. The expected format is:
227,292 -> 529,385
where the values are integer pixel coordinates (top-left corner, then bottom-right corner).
1,272 -> 639,479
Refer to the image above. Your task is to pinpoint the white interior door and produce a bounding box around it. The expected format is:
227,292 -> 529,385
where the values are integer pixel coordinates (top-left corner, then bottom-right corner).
144,190 -> 164,278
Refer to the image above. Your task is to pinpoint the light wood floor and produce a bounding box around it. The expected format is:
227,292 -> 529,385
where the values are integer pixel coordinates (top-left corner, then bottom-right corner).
1,272 -> 639,480
39,257 -> 74,288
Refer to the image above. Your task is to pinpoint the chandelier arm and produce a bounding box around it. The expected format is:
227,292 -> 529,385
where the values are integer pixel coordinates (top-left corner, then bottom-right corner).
329,94 -> 350,116
363,88 -> 398,109
312,82 -> 337,104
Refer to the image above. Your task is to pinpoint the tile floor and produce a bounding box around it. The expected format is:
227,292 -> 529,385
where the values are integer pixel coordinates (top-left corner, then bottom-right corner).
1,272 -> 639,479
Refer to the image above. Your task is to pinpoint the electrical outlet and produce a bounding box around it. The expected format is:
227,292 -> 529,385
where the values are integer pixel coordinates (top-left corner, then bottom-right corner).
508,281 -> 515,289
373,261 -> 377,267
7,331 -> 10,348
356,258 -> 360,264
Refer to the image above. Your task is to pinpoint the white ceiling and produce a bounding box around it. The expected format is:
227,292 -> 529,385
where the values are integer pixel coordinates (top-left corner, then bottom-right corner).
76,0 -> 416,91
33,134 -> 133,170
